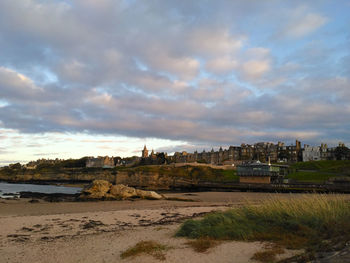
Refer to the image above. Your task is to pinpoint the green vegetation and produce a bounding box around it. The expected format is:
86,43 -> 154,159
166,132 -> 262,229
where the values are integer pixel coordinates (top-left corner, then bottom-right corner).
221,169 -> 239,182
287,160 -> 350,183
251,244 -> 285,263
185,237 -> 219,252
290,160 -> 350,174
287,171 -> 335,183
120,240 -> 169,260
176,195 -> 350,257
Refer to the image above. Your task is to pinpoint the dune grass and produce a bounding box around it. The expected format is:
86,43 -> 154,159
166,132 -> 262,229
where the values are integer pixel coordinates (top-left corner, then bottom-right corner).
185,237 -> 219,252
120,240 -> 169,260
176,195 -> 350,254
251,244 -> 285,263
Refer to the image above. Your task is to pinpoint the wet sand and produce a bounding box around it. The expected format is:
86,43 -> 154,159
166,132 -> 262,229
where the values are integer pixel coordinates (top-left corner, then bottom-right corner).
0,192 -> 325,263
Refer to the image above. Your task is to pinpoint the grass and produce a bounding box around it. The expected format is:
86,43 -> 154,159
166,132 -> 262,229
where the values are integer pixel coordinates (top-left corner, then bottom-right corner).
185,237 -> 219,252
291,160 -> 350,175
252,244 -> 285,263
287,160 -> 350,183
120,240 -> 169,260
286,171 -> 335,183
176,195 -> 350,258
222,169 -> 239,182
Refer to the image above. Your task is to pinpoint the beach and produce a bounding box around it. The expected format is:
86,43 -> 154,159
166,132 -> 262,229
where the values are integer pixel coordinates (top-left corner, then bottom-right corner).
0,192 -> 326,262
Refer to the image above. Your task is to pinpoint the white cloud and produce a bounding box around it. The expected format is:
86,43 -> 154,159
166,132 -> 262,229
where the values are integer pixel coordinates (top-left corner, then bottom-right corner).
282,12 -> 328,38
241,60 -> 271,79
144,51 -> 200,80
0,67 -> 44,99
205,57 -> 238,74
188,28 -> 244,57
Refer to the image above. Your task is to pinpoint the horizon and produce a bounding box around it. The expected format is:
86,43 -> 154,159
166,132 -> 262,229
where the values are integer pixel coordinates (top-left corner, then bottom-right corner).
1,1 -> 350,166
2,139 -> 347,167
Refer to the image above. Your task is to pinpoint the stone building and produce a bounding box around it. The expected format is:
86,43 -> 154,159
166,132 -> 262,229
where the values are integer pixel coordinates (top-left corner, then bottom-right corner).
254,142 -> 278,163
240,144 -> 254,161
86,156 -> 115,168
277,140 -> 302,163
302,145 -> 321,161
141,140 -> 307,166
142,145 -> 149,158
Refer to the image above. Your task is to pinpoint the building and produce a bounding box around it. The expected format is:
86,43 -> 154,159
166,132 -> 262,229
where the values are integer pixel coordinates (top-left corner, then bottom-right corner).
142,145 -> 149,158
86,156 -> 115,168
302,145 -> 321,161
237,161 -> 281,184
277,140 -> 302,162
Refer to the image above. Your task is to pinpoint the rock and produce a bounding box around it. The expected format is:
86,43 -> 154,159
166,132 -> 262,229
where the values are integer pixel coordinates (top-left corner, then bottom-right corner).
136,189 -> 163,200
110,184 -> 138,199
80,180 -> 163,200
81,180 -> 112,199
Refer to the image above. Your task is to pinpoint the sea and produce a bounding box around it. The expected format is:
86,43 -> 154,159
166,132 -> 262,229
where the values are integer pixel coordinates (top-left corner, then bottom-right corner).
0,182 -> 82,198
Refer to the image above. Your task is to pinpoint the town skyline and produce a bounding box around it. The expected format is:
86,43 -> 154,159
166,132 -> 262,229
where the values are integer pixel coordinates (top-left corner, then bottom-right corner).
6,139 -> 349,168
1,1 -> 350,166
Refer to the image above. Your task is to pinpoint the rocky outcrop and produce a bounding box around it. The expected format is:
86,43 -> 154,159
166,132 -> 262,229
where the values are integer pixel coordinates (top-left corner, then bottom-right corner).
79,180 -> 163,200
110,184 -> 137,198
135,189 -> 163,200
82,180 -> 112,199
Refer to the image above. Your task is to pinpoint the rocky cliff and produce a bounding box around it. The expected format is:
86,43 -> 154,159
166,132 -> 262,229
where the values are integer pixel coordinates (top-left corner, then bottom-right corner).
0,165 -> 237,190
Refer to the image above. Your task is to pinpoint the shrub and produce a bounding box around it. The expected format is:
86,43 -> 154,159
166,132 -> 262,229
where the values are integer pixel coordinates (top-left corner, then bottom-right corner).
176,195 -> 350,252
120,240 -> 169,260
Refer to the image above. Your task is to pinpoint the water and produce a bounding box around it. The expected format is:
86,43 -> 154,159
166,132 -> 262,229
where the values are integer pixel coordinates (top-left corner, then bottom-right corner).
0,182 -> 82,198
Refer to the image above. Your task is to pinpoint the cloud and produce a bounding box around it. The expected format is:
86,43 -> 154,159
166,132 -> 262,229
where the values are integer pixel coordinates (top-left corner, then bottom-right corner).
0,67 -> 43,100
188,28 -> 244,57
241,60 -> 271,79
284,13 -> 328,38
205,57 -> 238,75
275,5 -> 328,39
0,0 -> 349,156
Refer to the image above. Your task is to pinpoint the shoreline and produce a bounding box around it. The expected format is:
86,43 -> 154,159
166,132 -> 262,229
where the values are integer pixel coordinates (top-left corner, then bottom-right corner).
2,179 -> 350,195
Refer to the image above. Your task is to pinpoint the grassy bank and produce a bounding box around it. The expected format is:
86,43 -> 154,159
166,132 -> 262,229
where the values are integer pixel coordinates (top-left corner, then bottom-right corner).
290,160 -> 350,174
287,160 -> 350,183
176,195 -> 350,257
286,171 -> 335,183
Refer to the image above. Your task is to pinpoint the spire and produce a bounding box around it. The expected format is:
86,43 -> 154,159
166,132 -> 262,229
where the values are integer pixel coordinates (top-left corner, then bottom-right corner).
142,145 -> 149,158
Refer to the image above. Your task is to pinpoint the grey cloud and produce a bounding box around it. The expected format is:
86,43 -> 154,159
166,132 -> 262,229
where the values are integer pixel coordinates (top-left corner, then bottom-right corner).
0,0 -> 349,147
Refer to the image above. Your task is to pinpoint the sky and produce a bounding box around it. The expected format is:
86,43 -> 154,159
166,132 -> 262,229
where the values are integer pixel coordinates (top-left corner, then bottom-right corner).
1,0 -> 350,165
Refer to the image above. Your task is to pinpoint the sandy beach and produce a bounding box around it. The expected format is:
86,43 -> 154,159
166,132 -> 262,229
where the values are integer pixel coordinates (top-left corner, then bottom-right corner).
0,192 -> 321,263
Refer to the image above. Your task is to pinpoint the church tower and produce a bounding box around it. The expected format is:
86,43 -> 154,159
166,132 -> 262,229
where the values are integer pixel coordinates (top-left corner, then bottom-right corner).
142,145 -> 149,158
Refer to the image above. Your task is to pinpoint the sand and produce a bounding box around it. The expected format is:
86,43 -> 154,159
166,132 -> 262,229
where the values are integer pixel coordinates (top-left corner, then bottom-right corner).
0,192 -> 312,263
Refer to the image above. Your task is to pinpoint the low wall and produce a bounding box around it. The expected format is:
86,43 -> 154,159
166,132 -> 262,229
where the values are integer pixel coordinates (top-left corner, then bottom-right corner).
239,176 -> 271,184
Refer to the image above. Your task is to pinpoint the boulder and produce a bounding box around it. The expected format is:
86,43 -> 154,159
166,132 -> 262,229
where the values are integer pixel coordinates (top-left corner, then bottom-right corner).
79,180 -> 163,200
110,184 -> 138,199
81,180 -> 112,199
136,189 -> 163,200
